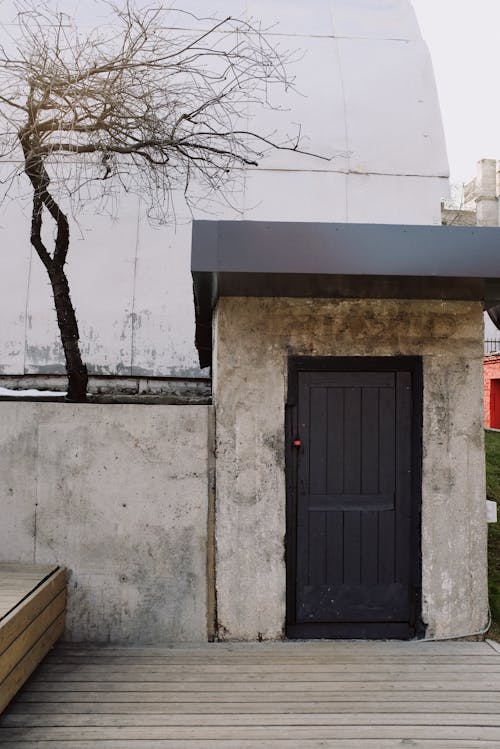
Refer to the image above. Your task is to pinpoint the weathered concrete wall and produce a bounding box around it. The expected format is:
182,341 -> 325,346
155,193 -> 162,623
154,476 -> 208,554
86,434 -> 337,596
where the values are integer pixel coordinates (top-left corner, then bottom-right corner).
0,403 -> 213,643
214,297 -> 488,640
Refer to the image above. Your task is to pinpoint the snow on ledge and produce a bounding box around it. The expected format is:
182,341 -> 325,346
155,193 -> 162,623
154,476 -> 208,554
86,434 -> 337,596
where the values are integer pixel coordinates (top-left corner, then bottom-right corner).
0,387 -> 66,398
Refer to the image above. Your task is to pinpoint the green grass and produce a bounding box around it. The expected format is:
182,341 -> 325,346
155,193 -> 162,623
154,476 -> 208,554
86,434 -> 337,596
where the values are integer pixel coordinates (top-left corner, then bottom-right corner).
485,430 -> 500,639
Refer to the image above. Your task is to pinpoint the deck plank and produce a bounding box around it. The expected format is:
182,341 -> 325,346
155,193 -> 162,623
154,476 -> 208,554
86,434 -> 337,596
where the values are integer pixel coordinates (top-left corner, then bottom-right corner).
7,700 -> 500,715
51,642 -> 497,655
34,655 -> 500,669
13,684 -> 500,710
2,741 -> 500,749
3,712 -> 500,728
1,641 -> 499,747
20,679 -> 500,692
30,666 -> 500,680
2,724 -> 500,740
13,689 -> 500,703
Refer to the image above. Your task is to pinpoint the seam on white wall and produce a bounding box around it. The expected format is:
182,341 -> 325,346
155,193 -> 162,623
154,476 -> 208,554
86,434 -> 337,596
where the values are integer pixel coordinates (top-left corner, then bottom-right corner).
130,200 -> 141,377
246,167 -> 449,179
147,30 -> 418,42
23,248 -> 34,376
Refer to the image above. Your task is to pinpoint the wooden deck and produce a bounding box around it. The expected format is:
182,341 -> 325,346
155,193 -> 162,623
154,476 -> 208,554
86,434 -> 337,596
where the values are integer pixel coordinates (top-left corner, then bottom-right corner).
1,639 -> 500,747
0,563 -> 66,715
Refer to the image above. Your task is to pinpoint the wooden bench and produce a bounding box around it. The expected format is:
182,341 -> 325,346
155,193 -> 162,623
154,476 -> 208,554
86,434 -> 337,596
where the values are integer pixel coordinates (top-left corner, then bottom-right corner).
0,563 -> 66,714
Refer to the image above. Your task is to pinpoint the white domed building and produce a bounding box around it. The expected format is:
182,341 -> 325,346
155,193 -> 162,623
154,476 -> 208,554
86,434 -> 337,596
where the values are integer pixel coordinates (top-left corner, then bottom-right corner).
0,0 -> 449,382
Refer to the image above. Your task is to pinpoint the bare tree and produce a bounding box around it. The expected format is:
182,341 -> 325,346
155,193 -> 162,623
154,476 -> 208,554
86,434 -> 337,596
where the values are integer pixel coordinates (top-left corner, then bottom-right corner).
0,1 -> 317,401
441,182 -> 476,227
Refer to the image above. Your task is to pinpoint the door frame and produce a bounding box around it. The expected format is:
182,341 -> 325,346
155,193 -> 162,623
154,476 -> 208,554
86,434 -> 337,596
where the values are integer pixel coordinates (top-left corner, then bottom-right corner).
285,355 -> 424,639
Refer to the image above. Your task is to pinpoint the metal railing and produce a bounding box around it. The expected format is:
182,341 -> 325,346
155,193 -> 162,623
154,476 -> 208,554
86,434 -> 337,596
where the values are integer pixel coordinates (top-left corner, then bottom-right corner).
485,340 -> 500,355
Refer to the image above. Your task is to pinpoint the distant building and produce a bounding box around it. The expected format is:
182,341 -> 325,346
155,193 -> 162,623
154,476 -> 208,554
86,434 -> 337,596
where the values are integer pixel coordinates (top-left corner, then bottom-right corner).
441,158 -> 500,228
441,158 -> 500,345
484,355 -> 500,428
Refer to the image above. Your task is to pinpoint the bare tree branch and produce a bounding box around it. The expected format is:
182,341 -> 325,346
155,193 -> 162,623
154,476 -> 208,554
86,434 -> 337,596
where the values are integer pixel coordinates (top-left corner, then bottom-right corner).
0,0 -> 332,400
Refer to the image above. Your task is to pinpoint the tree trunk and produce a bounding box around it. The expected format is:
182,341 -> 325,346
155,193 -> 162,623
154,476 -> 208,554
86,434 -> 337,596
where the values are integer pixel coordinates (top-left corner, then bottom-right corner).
23,149 -> 89,402
47,265 -> 88,402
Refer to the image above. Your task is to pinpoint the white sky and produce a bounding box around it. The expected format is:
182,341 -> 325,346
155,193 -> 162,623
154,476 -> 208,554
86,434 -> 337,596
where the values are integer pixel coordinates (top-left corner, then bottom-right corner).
411,0 -> 500,186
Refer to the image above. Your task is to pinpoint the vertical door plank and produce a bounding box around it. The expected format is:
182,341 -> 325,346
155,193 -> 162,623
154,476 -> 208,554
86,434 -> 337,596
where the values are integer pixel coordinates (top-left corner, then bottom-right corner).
309,387 -> 328,496
361,387 -> 380,496
378,383 -> 397,587
395,371 -> 412,584
326,388 -> 344,495
378,511 -> 396,585
296,373 -> 312,599
343,387 -> 361,495
361,512 -> 379,585
379,386 -> 396,496
343,511 -> 361,584
326,512 -> 344,584
308,511 -> 327,588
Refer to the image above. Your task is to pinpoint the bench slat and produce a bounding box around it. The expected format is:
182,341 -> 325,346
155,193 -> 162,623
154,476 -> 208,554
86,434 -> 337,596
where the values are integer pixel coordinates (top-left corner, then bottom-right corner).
0,566 -> 66,715
0,589 -> 66,684
0,564 -> 57,575
0,569 -> 66,655
0,612 -> 65,714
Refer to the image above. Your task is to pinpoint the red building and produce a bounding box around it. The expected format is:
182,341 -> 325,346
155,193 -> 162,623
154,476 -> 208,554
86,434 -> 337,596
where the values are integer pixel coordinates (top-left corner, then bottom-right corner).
484,355 -> 500,428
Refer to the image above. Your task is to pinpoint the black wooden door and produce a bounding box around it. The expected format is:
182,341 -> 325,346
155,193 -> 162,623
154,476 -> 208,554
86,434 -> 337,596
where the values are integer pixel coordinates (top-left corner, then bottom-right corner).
286,357 -> 422,639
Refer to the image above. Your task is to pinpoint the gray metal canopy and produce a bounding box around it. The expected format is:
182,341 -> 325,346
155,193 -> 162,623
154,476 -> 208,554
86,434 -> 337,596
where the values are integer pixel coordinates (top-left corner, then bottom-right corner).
191,220 -> 500,368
